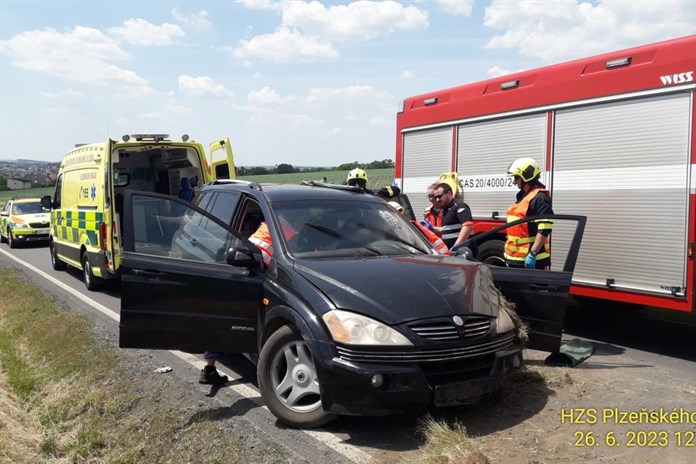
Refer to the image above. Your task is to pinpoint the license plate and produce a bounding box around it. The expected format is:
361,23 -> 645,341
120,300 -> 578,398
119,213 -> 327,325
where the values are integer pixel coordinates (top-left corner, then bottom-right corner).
434,379 -> 493,407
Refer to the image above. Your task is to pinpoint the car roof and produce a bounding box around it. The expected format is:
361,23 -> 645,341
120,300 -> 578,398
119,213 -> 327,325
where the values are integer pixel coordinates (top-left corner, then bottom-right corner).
201,180 -> 385,204
11,198 -> 42,204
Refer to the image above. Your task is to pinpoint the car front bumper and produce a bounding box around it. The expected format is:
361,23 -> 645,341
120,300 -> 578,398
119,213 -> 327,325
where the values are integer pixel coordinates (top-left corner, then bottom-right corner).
11,227 -> 50,242
317,341 -> 523,416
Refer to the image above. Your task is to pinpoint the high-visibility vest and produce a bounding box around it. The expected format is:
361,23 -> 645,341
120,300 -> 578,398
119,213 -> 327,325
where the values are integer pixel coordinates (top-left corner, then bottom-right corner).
424,208 -> 443,228
504,188 -> 552,263
249,222 -> 274,266
413,221 -> 450,256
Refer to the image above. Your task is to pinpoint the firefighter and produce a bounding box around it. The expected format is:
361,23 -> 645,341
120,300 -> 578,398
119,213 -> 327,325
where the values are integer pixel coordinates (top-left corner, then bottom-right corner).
505,157 -> 554,269
346,167 -> 400,199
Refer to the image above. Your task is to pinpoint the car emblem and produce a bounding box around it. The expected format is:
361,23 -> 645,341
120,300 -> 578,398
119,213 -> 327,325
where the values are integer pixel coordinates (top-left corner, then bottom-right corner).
452,315 -> 464,326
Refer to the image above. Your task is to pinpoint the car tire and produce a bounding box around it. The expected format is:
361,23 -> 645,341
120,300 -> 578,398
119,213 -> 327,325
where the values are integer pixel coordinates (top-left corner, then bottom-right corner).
81,252 -> 103,291
8,230 -> 16,249
50,241 -> 67,271
477,239 -> 507,267
257,325 -> 335,429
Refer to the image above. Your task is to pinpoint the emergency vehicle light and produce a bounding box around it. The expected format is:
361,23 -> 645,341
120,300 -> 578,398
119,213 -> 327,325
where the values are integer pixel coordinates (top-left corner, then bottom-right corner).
500,80 -> 520,90
605,57 -> 631,69
128,134 -> 170,142
424,97 -> 438,105
182,134 -> 189,141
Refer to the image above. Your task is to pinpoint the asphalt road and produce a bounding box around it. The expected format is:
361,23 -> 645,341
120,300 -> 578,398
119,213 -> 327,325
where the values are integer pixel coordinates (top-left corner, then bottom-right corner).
2,241 -> 696,463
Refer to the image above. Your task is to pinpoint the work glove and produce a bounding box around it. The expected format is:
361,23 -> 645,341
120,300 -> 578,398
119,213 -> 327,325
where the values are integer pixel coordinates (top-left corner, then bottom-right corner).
420,220 -> 434,232
524,253 -> 537,269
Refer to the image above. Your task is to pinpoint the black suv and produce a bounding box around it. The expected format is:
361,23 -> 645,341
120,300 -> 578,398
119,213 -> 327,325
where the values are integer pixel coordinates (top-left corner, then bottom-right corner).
118,180 -> 585,428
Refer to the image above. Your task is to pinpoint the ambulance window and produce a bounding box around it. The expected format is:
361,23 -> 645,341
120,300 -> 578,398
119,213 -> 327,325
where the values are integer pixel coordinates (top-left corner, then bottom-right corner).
54,174 -> 63,209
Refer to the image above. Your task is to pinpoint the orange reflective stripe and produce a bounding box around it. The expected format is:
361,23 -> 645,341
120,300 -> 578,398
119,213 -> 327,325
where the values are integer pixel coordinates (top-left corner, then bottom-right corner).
413,221 -> 451,256
249,222 -> 274,265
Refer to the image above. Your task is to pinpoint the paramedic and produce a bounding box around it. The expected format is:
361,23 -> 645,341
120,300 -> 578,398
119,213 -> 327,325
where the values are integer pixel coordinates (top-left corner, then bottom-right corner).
505,157 -> 554,269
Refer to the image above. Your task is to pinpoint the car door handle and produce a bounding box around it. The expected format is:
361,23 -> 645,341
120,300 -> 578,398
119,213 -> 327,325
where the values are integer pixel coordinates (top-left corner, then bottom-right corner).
132,269 -> 165,277
529,283 -> 559,293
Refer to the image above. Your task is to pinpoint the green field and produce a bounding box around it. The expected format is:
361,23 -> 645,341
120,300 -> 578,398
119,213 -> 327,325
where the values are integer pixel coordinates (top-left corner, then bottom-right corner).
239,168 -> 395,190
0,187 -> 54,207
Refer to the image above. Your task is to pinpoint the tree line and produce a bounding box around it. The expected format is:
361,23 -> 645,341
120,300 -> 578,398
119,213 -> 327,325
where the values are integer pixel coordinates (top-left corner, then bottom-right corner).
236,159 -> 394,176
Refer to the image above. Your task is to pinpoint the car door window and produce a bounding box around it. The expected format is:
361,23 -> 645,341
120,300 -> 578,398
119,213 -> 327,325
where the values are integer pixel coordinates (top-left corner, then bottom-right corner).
127,192 -> 246,263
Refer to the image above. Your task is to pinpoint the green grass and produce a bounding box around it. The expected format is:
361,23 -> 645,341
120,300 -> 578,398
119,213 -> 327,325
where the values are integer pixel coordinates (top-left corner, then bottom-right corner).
238,168 -> 395,190
0,187 -> 54,206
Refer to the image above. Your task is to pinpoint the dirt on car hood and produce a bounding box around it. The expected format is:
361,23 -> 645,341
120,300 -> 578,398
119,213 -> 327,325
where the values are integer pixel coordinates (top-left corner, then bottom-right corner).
293,255 -> 501,325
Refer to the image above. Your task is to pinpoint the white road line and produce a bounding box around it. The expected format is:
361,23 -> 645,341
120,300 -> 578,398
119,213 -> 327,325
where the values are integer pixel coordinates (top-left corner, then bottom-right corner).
0,247 -> 372,464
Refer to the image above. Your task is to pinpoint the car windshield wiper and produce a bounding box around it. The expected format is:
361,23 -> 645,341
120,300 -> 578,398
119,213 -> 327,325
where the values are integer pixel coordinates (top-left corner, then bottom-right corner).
356,222 -> 429,254
304,222 -> 383,256
304,222 -> 342,238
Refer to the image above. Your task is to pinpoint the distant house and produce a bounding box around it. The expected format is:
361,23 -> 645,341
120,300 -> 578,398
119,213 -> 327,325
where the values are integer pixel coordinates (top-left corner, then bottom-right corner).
7,178 -> 33,190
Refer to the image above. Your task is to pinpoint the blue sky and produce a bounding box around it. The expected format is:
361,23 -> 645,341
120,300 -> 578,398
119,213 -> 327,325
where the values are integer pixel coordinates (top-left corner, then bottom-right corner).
1,0 -> 694,167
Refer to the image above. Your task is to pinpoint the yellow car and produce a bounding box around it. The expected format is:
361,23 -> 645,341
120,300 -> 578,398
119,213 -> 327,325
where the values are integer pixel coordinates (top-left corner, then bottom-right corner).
0,198 -> 51,248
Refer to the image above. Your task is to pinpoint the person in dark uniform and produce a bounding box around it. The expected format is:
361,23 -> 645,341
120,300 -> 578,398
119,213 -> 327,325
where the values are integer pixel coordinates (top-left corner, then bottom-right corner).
430,182 -> 473,250
504,157 -> 554,269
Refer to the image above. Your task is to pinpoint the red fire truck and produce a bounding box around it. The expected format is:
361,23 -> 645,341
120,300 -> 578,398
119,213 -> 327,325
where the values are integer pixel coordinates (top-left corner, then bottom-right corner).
395,34 -> 696,312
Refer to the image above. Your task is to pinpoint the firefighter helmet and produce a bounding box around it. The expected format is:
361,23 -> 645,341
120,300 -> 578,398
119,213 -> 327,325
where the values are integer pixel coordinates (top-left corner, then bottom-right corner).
506,157 -> 541,182
346,168 -> 368,186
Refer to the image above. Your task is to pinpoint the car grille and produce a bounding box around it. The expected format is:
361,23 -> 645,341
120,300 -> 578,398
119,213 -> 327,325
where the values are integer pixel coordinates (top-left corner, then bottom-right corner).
407,315 -> 491,342
29,222 -> 49,228
335,333 -> 515,364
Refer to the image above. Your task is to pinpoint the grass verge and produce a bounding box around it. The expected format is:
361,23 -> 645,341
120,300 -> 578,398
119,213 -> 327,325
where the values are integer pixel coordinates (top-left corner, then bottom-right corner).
0,268 -> 279,463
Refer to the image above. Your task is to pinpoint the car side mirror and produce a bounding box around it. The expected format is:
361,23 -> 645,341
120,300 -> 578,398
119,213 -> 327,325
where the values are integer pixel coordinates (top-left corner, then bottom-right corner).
454,247 -> 474,260
0,211 -> 8,217
226,246 -> 258,268
41,195 -> 53,210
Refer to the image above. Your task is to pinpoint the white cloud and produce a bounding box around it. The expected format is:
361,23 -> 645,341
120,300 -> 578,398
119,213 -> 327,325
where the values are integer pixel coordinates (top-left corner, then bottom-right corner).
171,8 -> 212,30
138,112 -> 162,121
178,75 -> 234,99
109,18 -> 185,46
305,84 -> 388,104
484,0 -> 696,62
437,0 -> 473,17
237,0 -> 281,11
0,27 -> 152,93
401,70 -> 415,78
487,66 -> 514,78
40,88 -> 85,98
164,103 -> 193,115
248,86 -> 295,105
280,0 -> 429,41
233,27 -> 338,63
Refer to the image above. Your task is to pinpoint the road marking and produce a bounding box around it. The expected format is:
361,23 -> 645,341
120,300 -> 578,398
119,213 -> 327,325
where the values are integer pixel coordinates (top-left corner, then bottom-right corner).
0,248 -> 372,464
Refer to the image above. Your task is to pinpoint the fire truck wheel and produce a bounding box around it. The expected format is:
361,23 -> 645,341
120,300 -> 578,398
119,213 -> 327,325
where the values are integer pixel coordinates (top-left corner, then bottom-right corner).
477,240 -> 507,267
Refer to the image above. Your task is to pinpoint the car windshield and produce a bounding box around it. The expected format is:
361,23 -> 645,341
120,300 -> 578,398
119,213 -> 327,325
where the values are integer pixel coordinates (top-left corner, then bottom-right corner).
12,202 -> 44,215
273,199 -> 433,259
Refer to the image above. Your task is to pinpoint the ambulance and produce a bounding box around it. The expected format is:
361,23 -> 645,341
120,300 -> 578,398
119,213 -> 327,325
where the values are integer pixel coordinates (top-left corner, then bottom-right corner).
42,134 -> 235,290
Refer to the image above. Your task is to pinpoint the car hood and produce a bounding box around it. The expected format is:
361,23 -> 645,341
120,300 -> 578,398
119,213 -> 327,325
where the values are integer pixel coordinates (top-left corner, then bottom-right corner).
10,213 -> 50,224
292,255 -> 501,325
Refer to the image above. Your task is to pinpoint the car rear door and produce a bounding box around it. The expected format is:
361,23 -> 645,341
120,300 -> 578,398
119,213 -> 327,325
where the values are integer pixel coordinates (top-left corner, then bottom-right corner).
208,138 -> 236,180
461,214 -> 586,353
118,190 -> 263,354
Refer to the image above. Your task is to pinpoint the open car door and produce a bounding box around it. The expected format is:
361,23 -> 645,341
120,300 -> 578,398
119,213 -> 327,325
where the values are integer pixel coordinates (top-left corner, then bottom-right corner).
118,190 -> 263,354
208,137 -> 236,180
457,214 -> 586,353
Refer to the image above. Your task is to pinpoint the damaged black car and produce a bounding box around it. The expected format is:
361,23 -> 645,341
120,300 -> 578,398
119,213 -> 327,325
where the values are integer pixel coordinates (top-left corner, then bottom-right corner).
118,180 -> 585,428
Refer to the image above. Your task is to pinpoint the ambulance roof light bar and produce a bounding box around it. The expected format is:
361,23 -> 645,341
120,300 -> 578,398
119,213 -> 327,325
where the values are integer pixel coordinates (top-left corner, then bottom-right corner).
122,134 -> 170,142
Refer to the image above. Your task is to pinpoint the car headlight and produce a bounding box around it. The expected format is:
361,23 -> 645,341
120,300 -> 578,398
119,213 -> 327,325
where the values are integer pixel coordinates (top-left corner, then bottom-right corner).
495,307 -> 515,334
14,223 -> 29,229
322,309 -> 413,346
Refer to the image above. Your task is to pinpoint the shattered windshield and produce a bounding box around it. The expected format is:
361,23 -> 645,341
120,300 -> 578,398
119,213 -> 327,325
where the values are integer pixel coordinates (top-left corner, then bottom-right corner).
272,199 -> 433,259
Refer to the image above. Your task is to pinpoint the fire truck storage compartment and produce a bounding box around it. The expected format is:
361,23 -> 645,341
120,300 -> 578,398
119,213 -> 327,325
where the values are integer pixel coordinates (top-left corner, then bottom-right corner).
551,92 -> 691,297
402,127 -> 453,216
455,113 -> 547,220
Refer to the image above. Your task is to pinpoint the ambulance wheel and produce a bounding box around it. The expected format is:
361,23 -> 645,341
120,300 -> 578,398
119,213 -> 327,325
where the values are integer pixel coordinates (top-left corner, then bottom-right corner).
82,253 -> 103,291
477,240 -> 507,267
50,241 -> 67,271
8,231 -> 17,249
257,325 -> 335,429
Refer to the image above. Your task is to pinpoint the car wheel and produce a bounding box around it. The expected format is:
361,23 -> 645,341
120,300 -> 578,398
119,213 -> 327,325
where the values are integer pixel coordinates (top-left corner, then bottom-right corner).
258,325 -> 335,429
8,230 -> 16,249
477,240 -> 507,267
81,253 -> 103,291
50,241 -> 67,271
